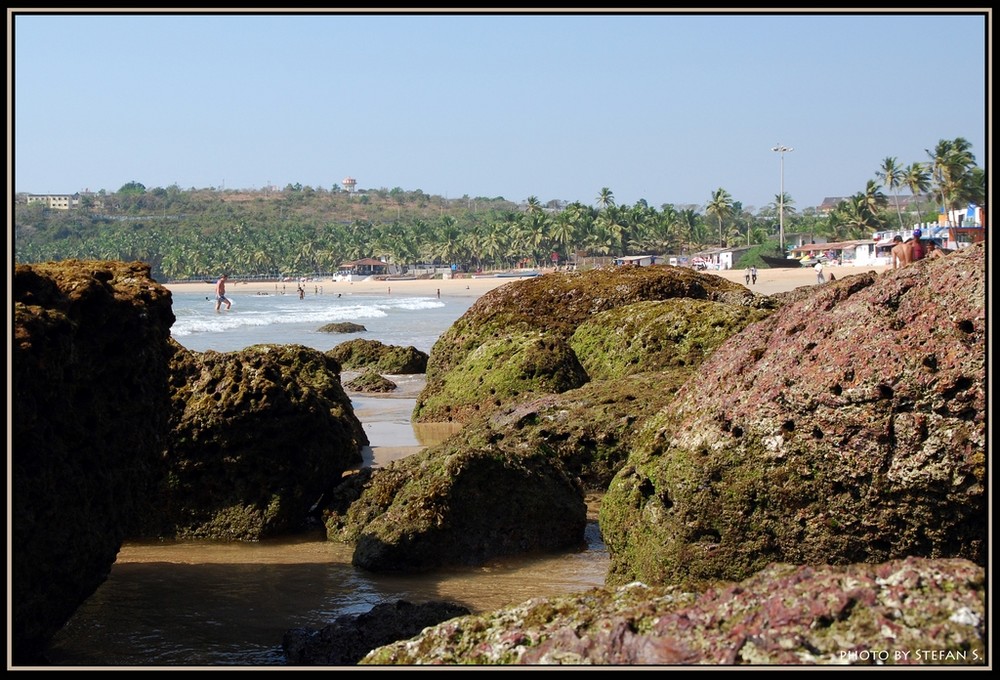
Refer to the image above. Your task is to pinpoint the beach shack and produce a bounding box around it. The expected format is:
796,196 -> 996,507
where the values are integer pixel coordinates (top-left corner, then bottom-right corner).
613,255 -> 659,267
336,257 -> 399,280
789,239 -> 880,267
690,245 -> 752,271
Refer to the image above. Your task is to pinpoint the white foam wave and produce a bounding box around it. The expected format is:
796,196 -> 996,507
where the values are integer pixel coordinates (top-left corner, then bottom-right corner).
168,293 -> 445,340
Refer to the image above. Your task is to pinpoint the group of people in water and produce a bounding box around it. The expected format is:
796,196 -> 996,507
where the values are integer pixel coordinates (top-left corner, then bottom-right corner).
890,228 -> 945,269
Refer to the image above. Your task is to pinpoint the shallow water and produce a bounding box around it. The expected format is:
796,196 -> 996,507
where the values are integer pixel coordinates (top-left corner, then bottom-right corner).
41,287 -> 610,667
45,527 -> 608,667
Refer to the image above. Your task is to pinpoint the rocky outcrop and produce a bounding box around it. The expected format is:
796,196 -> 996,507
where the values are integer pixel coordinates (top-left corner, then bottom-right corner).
327,338 -> 428,374
283,600 -> 472,665
601,246 -> 986,589
360,557 -> 985,665
12,260 -> 175,665
335,271 -> 781,571
413,266 -> 766,423
318,321 -> 367,334
344,370 -> 398,393
325,434 -> 587,572
132,342 -> 368,541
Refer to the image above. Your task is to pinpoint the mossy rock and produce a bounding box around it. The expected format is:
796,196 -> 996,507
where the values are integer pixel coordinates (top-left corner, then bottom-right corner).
327,338 -> 428,374
135,342 -> 367,541
325,441 -> 586,572
599,246 -> 986,590
345,370 -> 397,393
417,266 -> 762,424
413,329 -> 589,423
12,259 -> 175,664
460,372 -> 685,491
570,298 -> 773,380
318,321 -> 367,333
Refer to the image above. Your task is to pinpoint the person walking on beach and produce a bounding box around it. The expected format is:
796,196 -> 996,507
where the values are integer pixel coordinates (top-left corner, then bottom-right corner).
750,266 -> 758,285
814,260 -> 825,284
215,274 -> 232,311
745,269 -> 751,285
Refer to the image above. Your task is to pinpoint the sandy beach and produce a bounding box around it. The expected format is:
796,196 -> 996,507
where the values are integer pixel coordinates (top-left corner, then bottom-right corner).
164,263 -> 891,299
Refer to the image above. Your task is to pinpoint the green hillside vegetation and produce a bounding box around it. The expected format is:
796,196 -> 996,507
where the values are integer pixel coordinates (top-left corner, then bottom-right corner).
13,137 -> 983,282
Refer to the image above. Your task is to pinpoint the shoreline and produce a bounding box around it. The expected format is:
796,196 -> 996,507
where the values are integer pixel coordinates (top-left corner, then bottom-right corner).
165,263 -> 891,299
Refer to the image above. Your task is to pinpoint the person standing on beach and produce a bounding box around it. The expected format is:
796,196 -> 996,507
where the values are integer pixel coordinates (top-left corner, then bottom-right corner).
215,274 -> 232,311
908,228 -> 925,262
890,236 -> 910,269
814,261 -> 825,284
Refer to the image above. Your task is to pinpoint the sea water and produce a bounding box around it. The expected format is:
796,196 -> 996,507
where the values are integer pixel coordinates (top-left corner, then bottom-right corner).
169,288 -> 471,355
42,286 -> 610,667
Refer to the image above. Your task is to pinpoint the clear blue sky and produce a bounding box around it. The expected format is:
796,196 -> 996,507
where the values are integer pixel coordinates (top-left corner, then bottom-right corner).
10,10 -> 989,212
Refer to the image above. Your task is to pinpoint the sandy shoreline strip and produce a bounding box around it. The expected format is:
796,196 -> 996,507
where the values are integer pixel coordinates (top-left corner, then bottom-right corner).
164,263 -> 891,299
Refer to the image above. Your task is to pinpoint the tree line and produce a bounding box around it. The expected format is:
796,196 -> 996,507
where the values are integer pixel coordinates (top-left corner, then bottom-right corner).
13,137 -> 983,282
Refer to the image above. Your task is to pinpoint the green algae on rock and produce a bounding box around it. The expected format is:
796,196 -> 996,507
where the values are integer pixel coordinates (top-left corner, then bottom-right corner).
414,265 -> 764,424
325,435 -> 587,572
600,245 -> 986,590
327,337 -> 428,374
344,369 -> 398,393
570,298 -> 772,380
134,341 -> 368,541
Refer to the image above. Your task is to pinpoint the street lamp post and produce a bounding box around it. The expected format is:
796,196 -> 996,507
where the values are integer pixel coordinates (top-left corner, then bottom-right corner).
771,144 -> 793,254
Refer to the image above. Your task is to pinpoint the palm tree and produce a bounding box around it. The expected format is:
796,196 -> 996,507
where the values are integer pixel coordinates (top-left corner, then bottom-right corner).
876,156 -> 906,229
859,180 -> 888,229
903,162 -> 932,223
676,209 -> 699,253
549,211 -> 576,265
926,137 -> 976,225
655,204 -> 680,254
705,188 -> 734,247
594,205 -> 626,255
596,187 -> 615,209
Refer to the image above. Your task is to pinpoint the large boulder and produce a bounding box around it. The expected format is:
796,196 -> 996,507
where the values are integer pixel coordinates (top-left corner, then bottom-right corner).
361,557 -> 985,665
132,342 -> 368,541
601,245 -> 986,589
12,260 -> 175,665
325,434 -> 587,572
414,266 -> 762,423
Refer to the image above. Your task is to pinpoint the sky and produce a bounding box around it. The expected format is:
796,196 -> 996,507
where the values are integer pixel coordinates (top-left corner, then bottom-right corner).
9,9 -> 990,213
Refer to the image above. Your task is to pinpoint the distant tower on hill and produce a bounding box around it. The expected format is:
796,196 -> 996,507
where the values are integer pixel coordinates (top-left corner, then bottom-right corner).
343,176 -> 357,193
